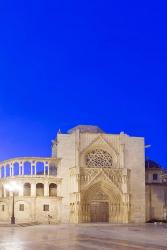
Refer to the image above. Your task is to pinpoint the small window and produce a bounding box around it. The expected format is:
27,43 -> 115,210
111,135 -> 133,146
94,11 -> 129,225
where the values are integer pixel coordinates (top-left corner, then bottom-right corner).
2,205 -> 5,211
19,204 -> 24,211
43,204 -> 49,211
153,173 -> 158,181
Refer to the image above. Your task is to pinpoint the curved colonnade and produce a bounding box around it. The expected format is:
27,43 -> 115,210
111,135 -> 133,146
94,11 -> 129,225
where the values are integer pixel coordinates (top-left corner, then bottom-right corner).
0,157 -> 58,177
0,157 -> 62,224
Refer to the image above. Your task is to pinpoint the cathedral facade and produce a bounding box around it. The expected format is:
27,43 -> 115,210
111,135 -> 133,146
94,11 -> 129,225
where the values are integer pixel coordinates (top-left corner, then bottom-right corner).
0,125 -> 166,224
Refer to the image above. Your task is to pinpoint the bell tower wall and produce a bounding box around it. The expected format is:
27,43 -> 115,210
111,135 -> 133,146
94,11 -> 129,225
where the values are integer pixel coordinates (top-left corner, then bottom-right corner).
124,135 -> 145,223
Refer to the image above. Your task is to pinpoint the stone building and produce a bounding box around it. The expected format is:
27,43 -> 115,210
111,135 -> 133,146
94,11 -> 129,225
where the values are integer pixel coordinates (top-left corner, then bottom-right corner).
0,125 -> 166,224
145,160 -> 167,222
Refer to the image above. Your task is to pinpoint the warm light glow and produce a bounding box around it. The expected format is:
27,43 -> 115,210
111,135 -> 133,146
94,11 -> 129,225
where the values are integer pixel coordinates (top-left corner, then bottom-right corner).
4,181 -> 22,192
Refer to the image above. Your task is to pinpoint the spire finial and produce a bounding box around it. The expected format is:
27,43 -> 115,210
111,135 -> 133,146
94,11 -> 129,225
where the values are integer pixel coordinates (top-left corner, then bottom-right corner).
58,129 -> 61,134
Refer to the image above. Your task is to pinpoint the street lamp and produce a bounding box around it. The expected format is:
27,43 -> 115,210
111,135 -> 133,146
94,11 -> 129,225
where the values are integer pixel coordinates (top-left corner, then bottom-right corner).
4,181 -> 21,224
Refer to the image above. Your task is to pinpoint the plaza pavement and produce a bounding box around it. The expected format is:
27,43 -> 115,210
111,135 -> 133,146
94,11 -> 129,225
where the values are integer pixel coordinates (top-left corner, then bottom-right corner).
0,223 -> 167,249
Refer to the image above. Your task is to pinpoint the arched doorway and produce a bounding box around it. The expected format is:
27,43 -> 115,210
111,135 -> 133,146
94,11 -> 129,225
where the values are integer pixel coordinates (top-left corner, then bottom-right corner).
81,181 -> 123,223
90,201 -> 109,222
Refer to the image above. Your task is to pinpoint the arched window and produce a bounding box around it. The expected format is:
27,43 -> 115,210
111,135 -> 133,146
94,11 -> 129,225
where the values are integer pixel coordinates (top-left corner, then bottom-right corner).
36,162 -> 44,175
13,162 -> 19,175
6,164 -> 10,177
36,183 -> 44,196
86,149 -> 112,168
23,183 -> 31,196
24,162 -> 31,175
49,183 -> 57,196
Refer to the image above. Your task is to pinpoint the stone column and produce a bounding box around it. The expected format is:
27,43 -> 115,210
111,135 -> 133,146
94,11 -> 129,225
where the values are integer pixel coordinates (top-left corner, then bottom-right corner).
12,164 -> 14,176
10,163 -> 14,176
44,162 -> 49,176
122,194 -> 129,223
19,162 -> 23,175
19,183 -> 24,196
0,168 -> 2,178
9,166 -> 11,176
31,163 -> 35,175
4,166 -> 6,178
31,183 -> 36,197
48,164 -> 50,176
3,187 -> 7,198
19,164 -> 21,175
34,163 -> 36,175
22,163 -> 24,175
44,182 -> 49,196
31,163 -> 33,175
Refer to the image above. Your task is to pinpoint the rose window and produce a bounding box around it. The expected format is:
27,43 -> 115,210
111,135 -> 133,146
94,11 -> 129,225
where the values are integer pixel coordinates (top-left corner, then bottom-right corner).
86,149 -> 112,167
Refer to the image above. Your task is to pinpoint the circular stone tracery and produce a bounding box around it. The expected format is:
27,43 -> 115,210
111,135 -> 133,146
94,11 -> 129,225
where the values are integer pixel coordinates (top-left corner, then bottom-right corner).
86,149 -> 112,167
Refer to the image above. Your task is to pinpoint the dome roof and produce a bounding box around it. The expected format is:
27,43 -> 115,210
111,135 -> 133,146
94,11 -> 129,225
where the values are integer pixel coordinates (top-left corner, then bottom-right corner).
68,125 -> 104,134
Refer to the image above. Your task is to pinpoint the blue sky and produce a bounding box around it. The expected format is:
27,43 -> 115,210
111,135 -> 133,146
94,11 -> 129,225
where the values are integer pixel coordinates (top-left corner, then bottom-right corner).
0,1 -> 166,168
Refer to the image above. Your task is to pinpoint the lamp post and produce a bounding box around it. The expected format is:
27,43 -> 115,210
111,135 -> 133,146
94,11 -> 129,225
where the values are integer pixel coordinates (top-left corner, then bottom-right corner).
4,181 -> 21,224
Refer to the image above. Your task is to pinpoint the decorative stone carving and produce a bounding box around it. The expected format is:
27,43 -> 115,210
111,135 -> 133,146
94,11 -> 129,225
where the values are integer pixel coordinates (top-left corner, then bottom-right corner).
85,149 -> 112,168
93,191 -> 108,200
80,168 -> 125,192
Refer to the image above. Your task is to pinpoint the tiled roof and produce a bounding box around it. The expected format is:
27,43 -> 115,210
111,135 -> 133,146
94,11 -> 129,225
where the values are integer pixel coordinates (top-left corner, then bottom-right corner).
145,159 -> 162,170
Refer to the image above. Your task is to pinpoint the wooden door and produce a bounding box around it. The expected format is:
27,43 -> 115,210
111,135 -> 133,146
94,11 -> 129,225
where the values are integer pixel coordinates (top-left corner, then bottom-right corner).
90,202 -> 109,222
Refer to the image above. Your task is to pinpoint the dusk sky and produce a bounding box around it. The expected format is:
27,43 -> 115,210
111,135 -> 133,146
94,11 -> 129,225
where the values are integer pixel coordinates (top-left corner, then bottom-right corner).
0,1 -> 166,168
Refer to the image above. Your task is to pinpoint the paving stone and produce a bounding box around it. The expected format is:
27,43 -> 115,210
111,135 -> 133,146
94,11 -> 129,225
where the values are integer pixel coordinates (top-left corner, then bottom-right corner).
0,224 -> 166,250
